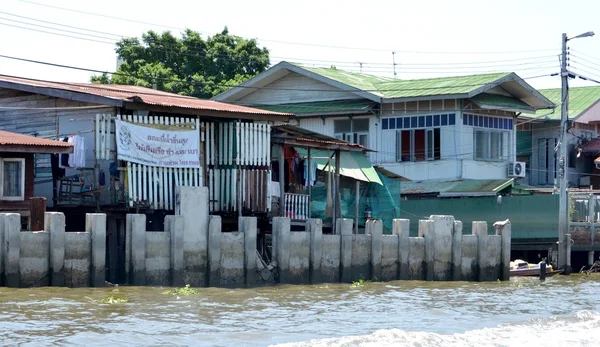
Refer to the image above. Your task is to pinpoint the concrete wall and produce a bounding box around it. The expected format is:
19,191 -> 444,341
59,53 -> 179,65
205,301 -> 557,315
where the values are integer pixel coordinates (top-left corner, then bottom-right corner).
64,233 -> 91,288
0,212 -> 105,288
1,188 -> 514,288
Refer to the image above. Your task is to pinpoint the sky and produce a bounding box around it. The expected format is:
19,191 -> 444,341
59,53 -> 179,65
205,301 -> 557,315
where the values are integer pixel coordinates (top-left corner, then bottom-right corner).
1,0 -> 600,92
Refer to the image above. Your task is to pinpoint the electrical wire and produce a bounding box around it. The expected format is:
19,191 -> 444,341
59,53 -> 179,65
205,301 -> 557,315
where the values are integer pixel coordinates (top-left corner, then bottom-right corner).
0,54 -> 558,94
16,0 -> 559,55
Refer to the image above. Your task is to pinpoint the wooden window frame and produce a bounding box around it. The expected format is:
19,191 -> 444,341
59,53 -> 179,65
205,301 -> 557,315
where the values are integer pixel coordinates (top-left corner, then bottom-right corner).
0,158 -> 26,201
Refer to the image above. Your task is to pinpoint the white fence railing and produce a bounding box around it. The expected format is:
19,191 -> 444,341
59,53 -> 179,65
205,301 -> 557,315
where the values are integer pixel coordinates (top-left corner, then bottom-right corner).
284,193 -> 310,220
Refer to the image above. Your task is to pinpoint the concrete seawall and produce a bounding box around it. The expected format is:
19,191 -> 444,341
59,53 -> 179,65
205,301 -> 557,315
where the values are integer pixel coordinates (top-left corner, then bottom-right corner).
0,187 -> 512,288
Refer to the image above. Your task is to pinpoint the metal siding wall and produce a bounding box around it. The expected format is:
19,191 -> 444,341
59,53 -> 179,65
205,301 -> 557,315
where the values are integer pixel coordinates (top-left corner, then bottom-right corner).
239,72 -> 359,105
400,195 -> 559,239
298,118 -> 334,136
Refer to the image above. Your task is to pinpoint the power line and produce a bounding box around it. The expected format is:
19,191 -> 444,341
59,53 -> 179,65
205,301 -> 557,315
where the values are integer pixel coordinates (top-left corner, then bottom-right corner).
16,0 -> 559,55
0,11 -> 125,38
0,10 -> 565,73
0,16 -> 120,41
0,54 -> 556,94
0,22 -> 115,45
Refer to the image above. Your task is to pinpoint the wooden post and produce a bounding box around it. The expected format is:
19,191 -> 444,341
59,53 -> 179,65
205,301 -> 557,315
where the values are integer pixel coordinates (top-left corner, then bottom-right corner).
354,181 -> 360,234
539,260 -> 546,281
278,144 -> 285,217
334,149 -> 341,223
30,197 -> 46,231
307,148 -> 312,219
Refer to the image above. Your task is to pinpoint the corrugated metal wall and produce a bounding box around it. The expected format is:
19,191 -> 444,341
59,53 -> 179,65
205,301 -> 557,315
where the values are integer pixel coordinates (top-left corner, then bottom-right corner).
400,195 -> 559,240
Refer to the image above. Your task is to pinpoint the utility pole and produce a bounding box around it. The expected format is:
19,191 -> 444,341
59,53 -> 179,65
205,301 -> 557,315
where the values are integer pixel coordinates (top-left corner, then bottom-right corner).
558,32 -> 569,274
558,31 -> 594,274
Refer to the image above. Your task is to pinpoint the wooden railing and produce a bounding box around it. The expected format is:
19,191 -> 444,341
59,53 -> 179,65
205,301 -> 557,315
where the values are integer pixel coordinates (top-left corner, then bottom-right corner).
284,193 -> 310,220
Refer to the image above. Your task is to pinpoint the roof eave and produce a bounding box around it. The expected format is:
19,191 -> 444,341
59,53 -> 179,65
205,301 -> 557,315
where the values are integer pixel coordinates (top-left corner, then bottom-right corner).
123,101 -> 291,122
467,73 -> 556,109
270,137 -> 369,152
0,80 -> 125,107
382,93 -> 468,104
0,144 -> 73,154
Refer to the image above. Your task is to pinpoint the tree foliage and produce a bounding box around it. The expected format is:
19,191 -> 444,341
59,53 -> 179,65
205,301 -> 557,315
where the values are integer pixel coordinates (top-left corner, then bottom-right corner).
91,27 -> 270,98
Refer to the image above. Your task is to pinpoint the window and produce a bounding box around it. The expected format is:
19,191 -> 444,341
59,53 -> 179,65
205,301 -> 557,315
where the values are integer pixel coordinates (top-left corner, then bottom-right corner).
396,128 -> 440,162
334,118 -> 369,147
382,113 -> 455,130
473,130 -> 509,161
1,158 -> 25,200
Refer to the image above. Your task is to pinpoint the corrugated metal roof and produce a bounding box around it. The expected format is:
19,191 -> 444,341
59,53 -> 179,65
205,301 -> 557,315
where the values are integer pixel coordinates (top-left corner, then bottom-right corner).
523,86 -> 600,121
471,93 -> 533,112
582,137 -> 600,153
272,125 -> 370,151
0,129 -> 73,153
0,74 -> 292,119
257,99 -> 376,115
401,178 -> 514,196
297,64 -> 510,99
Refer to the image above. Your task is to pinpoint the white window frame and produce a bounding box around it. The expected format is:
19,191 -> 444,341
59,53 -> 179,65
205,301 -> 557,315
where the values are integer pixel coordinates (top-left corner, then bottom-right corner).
473,130 -> 510,161
333,118 -> 369,147
396,129 -> 438,162
0,158 -> 26,201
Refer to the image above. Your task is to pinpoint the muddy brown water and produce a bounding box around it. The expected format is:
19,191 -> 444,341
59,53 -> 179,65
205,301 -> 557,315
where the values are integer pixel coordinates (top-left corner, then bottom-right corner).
1,276 -> 599,346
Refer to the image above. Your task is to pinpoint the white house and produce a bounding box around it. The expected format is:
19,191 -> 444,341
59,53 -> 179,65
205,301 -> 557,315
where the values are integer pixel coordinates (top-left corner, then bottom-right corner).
215,62 -> 554,187
518,86 -> 600,188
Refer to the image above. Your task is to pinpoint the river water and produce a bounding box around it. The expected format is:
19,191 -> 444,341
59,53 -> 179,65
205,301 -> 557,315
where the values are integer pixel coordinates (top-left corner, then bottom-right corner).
1,275 -> 599,346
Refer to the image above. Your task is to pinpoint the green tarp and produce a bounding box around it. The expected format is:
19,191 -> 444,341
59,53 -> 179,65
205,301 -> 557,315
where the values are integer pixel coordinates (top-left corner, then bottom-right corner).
295,148 -> 382,185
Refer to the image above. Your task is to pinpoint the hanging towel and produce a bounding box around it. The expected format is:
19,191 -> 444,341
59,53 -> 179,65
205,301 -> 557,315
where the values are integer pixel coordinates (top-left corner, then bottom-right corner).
68,135 -> 86,168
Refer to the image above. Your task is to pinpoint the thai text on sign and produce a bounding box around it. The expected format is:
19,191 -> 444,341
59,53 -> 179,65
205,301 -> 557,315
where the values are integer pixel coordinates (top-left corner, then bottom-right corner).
115,119 -> 200,168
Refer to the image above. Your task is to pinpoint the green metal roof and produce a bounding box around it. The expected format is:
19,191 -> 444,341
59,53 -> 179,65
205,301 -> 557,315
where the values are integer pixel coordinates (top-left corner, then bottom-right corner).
471,93 -> 533,112
402,178 -> 514,197
297,64 -> 511,99
522,86 -> 600,120
256,99 -> 376,115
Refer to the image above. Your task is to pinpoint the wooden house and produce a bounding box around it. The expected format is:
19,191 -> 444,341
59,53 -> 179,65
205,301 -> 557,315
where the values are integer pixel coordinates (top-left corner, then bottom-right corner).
0,74 -> 291,231
0,129 -> 72,230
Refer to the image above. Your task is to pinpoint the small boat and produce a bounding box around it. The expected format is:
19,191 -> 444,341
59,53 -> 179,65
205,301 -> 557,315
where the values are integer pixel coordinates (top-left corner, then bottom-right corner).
510,259 -> 563,277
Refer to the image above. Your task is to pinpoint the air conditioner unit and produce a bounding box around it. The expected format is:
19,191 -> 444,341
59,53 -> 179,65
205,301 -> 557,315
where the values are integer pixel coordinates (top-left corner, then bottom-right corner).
508,162 -> 526,178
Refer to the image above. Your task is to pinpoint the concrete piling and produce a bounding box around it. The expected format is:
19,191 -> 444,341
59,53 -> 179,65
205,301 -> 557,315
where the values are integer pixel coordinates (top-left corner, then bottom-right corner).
176,186 -> 209,287
419,220 -> 435,281
1,186 -> 517,289
393,219 -> 410,280
241,217 -> 257,287
46,212 -> 66,287
207,215 -> 222,287
493,219 -> 511,281
166,215 -> 185,287
127,214 -> 146,286
566,233 -> 572,275
307,218 -> 323,284
338,218 -> 353,283
366,219 -> 383,280
473,221 -> 489,282
452,221 -> 463,281
1,213 -> 20,287
429,215 -> 454,281
87,213 -> 106,287
273,217 -> 291,283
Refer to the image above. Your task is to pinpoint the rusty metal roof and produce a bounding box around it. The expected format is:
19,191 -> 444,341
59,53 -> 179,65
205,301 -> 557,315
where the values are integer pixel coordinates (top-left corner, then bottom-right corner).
271,125 -> 370,152
0,74 -> 292,121
0,129 -> 73,153
582,137 -> 600,153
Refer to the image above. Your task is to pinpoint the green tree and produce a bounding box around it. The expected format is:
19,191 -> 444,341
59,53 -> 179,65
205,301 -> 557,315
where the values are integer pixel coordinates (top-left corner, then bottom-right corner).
91,27 -> 270,98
